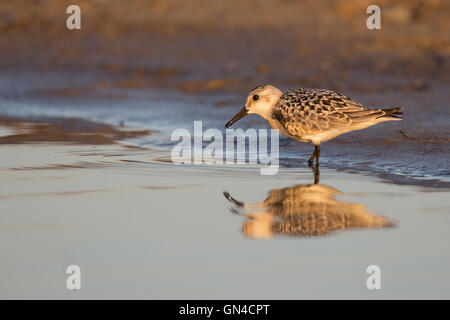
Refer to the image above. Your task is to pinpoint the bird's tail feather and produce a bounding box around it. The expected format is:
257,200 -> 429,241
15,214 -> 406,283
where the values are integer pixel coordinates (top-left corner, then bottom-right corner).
346,107 -> 403,122
377,106 -> 403,120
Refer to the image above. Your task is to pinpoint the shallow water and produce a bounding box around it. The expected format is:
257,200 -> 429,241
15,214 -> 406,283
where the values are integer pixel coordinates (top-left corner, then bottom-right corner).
1,0 -> 449,301
0,70 -> 449,299
0,70 -> 448,187
0,144 -> 449,299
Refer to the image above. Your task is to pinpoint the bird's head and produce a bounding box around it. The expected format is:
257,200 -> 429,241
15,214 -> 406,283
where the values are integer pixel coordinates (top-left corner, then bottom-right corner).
225,85 -> 283,128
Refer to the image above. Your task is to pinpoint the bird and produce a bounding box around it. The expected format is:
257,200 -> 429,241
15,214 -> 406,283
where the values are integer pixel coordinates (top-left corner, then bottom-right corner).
223,183 -> 393,238
225,85 -> 403,166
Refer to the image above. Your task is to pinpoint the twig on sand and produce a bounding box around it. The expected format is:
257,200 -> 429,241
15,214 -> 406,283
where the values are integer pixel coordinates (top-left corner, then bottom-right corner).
399,130 -> 418,140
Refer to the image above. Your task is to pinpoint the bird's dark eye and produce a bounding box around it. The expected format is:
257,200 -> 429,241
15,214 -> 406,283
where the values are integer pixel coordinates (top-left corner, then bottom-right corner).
253,95 -> 259,101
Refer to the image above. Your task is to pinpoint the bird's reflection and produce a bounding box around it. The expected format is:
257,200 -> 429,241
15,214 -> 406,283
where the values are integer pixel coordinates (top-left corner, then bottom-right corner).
223,169 -> 394,238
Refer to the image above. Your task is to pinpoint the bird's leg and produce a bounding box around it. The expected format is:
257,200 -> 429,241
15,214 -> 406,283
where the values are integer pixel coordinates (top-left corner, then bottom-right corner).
315,145 -> 320,166
307,145 -> 320,166
308,148 -> 317,166
310,163 -> 320,184
314,145 -> 320,183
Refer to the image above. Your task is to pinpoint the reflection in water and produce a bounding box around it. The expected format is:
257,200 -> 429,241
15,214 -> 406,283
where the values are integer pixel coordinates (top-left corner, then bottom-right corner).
223,182 -> 394,239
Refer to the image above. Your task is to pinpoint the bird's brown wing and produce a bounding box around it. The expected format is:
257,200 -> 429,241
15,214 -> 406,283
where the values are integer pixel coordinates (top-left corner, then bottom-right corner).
271,88 -> 364,137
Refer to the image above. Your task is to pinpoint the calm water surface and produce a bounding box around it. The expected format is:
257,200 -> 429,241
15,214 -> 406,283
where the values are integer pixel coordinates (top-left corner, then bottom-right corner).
0,150 -> 449,299
0,71 -> 449,298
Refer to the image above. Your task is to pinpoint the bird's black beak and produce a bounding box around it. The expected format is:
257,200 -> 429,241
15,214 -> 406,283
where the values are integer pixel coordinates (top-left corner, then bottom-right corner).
225,107 -> 248,128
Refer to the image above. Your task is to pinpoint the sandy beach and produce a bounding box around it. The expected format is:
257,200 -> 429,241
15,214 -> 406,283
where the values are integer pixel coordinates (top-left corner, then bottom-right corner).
1,0 -> 449,299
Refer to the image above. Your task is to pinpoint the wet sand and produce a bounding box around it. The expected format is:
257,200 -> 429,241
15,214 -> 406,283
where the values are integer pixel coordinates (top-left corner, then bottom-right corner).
0,116 -> 151,145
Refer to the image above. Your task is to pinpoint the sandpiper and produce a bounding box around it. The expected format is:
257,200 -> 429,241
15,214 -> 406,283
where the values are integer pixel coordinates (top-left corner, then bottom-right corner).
223,183 -> 393,238
225,85 -> 403,166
